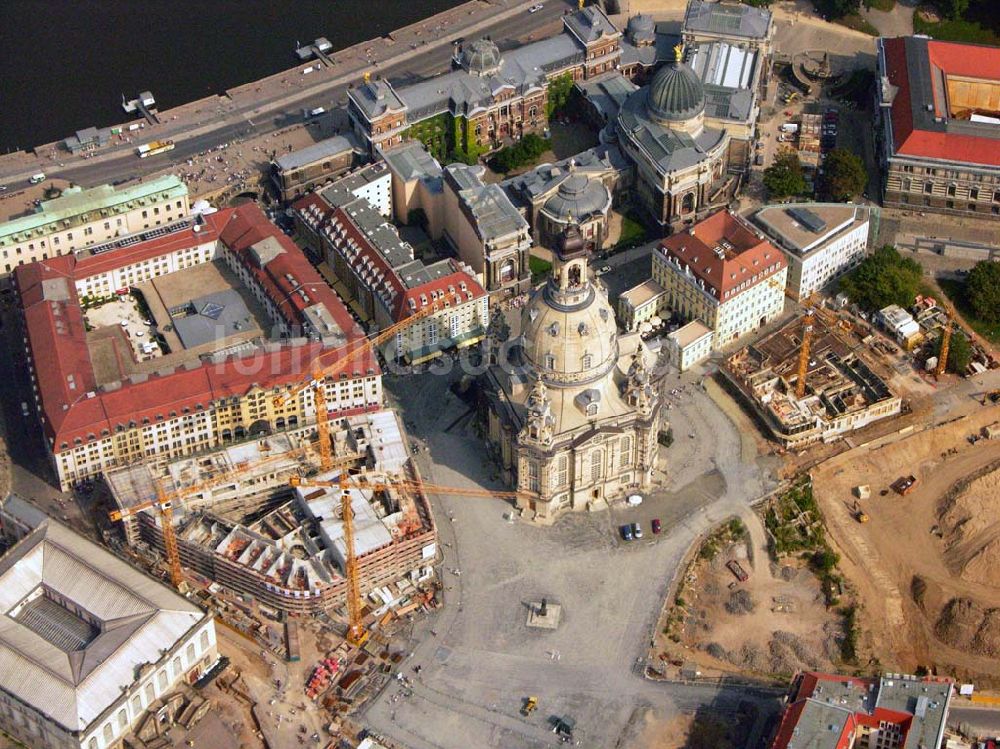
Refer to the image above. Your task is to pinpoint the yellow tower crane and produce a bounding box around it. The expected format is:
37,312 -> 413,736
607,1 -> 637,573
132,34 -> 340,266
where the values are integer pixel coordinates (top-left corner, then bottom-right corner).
290,473 -> 534,645
936,309 -> 955,378
109,448 -> 308,589
274,303 -> 438,472
796,310 -> 815,399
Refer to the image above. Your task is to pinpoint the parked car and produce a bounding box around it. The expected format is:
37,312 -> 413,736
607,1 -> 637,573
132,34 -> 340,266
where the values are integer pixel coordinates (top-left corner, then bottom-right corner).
620,524 -> 633,541
632,522 -> 643,539
528,3 -> 544,11
20,402 -> 29,418
652,518 -> 661,534
626,494 -> 643,506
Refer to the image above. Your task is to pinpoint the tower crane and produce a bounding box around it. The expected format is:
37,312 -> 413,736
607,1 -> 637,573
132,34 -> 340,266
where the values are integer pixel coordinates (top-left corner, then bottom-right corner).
108,447 -> 307,589
289,473 -> 534,645
936,307 -> 956,378
273,302 -> 439,472
795,310 -> 815,399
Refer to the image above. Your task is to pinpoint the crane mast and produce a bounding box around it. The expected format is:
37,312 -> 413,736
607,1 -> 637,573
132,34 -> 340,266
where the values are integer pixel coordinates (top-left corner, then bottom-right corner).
795,311 -> 815,399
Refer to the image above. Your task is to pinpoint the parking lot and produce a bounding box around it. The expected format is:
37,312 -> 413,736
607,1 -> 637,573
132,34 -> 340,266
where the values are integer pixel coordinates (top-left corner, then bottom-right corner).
368,364 -> 782,748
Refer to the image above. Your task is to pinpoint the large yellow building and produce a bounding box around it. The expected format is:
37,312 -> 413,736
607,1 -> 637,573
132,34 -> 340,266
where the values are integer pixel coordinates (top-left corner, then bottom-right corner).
16,204 -> 381,490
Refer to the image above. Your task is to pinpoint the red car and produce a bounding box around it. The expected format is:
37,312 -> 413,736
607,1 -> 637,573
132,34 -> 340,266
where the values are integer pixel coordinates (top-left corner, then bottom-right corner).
652,518 -> 661,534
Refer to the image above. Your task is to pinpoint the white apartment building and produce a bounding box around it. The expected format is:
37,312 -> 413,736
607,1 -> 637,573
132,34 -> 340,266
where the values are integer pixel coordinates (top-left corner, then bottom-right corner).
0,495 -> 217,749
0,175 -> 189,277
754,203 -> 871,300
653,210 -> 787,350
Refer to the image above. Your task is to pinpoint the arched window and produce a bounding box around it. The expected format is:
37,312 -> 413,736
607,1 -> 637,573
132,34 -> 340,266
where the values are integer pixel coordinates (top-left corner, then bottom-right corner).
586,403 -> 599,417
544,353 -> 556,369
681,192 -> 695,213
581,353 -> 593,369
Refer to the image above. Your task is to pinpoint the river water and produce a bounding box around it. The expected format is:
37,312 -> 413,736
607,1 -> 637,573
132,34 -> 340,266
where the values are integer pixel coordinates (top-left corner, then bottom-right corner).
0,0 -> 464,152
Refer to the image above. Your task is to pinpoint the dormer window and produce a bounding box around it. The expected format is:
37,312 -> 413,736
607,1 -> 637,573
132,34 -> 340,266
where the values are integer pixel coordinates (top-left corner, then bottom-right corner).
586,403 -> 598,417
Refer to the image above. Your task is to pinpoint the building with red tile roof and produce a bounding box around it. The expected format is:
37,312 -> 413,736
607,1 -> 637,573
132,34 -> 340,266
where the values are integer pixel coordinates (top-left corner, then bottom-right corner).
770,671 -> 953,749
651,209 -> 786,350
15,203 -> 382,490
293,188 -> 489,365
877,36 -> 1000,219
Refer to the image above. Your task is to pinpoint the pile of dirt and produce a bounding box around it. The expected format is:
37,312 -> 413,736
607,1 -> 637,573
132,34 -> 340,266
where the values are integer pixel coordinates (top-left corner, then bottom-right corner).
724,589 -> 756,615
935,598 -> 1000,657
717,632 -> 822,674
939,464 -> 1000,586
961,538 -> 1000,586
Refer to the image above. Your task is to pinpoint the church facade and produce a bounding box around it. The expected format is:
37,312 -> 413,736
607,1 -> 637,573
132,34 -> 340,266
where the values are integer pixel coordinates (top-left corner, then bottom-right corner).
480,227 -> 664,523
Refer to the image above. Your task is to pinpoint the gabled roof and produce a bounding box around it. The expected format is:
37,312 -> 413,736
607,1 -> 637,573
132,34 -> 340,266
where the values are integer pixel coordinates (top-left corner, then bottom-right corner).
0,494 -> 209,733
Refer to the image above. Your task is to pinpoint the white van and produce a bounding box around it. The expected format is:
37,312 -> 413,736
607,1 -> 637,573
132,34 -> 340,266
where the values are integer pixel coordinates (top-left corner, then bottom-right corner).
29,173 -> 46,185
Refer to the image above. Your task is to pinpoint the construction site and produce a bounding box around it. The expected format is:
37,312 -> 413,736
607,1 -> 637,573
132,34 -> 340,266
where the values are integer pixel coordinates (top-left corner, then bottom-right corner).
810,399 -> 1000,683
106,409 -> 437,620
721,311 -> 902,450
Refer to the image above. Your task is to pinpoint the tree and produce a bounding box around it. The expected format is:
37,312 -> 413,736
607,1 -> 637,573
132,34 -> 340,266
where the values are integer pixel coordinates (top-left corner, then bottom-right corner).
815,0 -> 862,18
687,717 -> 732,749
838,245 -> 924,311
938,328 -> 972,374
964,260 -> 1000,323
821,148 -> 867,202
936,0 -> 970,19
763,150 -> 806,199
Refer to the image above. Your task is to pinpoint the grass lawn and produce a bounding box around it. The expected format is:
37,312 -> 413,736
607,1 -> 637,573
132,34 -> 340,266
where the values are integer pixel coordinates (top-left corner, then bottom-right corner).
835,14 -> 880,35
616,213 -> 648,249
529,256 -> 552,284
938,278 -> 1000,345
913,11 -> 1000,45
866,0 -> 895,11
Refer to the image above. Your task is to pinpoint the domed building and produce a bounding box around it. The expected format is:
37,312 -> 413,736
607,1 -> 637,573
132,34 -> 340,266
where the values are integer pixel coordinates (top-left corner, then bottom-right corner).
460,37 -> 503,77
480,224 -> 664,523
537,168 -> 613,250
617,44 -> 732,233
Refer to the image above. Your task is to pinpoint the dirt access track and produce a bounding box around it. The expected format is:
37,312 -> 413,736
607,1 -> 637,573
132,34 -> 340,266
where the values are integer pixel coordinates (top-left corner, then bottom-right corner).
812,404 -> 1000,682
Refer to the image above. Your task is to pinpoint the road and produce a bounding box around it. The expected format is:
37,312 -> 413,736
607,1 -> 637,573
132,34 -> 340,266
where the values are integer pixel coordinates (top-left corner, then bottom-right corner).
949,705 -> 1000,738
367,361 -> 783,748
3,1 -> 572,190
0,303 -> 91,526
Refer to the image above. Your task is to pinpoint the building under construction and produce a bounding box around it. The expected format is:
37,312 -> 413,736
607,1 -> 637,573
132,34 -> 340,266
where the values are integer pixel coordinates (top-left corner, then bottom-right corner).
106,409 -> 437,616
721,314 -> 902,450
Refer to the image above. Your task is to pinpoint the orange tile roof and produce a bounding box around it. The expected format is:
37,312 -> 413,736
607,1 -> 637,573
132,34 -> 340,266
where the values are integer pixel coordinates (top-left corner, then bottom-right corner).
658,210 -> 785,300
16,203 -> 378,454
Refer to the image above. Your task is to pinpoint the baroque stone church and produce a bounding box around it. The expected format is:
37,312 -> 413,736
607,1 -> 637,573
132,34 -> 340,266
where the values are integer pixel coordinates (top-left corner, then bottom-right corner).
480,225 -> 664,523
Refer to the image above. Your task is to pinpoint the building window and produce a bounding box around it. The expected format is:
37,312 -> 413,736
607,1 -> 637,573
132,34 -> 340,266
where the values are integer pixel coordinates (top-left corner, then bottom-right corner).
118,709 -> 128,730
200,630 -> 210,651
103,723 -> 114,743
590,450 -> 603,481
581,353 -> 593,369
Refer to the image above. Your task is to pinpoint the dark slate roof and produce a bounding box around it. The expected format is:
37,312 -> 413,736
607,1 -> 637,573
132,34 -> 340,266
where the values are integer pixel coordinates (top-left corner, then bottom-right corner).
683,0 -> 772,41
564,5 -> 621,45
349,77 -> 408,120
541,173 -> 612,222
617,87 -> 726,173
647,61 -> 706,122
398,34 -> 582,121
